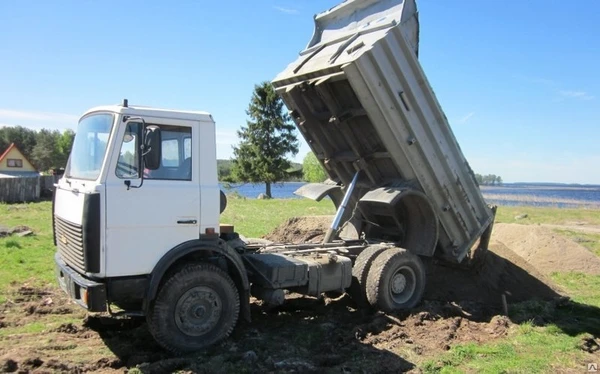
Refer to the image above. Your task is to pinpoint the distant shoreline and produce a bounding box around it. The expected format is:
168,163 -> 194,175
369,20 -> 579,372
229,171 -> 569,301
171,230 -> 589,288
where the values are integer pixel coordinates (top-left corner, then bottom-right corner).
221,181 -> 600,208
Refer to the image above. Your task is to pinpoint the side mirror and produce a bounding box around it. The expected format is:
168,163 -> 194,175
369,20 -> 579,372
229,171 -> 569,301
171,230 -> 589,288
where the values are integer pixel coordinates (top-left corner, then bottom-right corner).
144,125 -> 161,170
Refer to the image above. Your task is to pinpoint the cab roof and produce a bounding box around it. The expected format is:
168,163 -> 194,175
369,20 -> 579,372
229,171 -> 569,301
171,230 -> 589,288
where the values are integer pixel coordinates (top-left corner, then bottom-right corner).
81,104 -> 214,123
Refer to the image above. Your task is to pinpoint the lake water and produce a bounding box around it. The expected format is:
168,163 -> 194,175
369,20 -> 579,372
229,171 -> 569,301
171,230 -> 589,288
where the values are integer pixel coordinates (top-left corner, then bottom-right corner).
220,182 -> 600,208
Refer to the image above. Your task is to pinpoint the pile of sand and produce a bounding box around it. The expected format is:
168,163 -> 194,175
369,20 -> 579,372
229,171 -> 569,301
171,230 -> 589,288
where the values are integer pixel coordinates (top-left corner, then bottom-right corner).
492,223 -> 600,276
425,241 -> 562,304
263,216 -> 332,244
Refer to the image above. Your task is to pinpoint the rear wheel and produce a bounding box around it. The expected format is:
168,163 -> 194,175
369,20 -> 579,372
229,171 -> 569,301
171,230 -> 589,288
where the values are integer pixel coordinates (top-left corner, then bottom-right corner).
147,263 -> 240,353
348,244 -> 391,307
365,247 -> 425,312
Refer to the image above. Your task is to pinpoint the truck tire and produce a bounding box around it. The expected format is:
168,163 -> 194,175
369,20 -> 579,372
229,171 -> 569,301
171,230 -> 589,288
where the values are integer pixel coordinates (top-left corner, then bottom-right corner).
348,244 -> 390,307
147,263 -> 240,353
365,247 -> 425,312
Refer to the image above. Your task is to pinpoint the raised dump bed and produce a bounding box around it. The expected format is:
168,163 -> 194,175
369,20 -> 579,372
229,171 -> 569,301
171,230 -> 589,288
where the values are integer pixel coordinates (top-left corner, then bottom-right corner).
272,0 -> 494,263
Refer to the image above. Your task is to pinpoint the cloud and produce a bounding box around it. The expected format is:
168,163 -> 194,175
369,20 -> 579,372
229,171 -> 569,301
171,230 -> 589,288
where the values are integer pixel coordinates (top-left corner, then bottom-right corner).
0,108 -> 79,130
274,6 -> 299,14
517,76 -> 595,101
558,90 -> 594,100
0,108 -> 79,123
455,112 -> 475,124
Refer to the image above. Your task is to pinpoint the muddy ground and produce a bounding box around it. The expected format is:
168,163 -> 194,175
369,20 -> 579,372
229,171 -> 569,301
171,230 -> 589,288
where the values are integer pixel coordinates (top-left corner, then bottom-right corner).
1,218 -> 600,373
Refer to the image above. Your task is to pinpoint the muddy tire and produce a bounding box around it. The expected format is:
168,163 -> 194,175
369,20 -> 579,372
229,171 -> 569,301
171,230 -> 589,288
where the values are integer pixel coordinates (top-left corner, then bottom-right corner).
147,263 -> 240,353
348,244 -> 391,307
366,248 -> 425,312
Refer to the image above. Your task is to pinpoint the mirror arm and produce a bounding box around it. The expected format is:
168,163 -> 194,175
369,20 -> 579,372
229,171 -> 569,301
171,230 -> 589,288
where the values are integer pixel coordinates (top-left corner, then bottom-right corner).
124,175 -> 144,190
141,144 -> 152,157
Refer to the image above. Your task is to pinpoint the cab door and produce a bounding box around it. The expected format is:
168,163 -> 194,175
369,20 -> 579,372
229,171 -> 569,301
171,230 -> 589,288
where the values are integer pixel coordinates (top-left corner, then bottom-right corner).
104,118 -> 199,277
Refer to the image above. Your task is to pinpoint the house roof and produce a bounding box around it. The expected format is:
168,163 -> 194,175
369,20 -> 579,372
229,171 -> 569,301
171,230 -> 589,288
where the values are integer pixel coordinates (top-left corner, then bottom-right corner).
0,143 -> 16,163
0,143 -> 38,173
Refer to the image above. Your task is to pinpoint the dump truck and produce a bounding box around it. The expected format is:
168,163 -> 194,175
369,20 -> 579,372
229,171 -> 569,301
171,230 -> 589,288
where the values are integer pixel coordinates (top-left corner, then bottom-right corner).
52,0 -> 495,353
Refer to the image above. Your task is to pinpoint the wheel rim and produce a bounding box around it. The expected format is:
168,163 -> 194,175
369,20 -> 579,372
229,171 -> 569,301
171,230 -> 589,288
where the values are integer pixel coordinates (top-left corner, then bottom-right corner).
175,286 -> 222,337
388,265 -> 417,305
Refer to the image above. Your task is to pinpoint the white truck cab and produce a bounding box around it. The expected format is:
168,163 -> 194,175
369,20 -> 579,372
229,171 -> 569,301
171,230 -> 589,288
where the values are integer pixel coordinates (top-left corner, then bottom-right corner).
54,100 -> 224,312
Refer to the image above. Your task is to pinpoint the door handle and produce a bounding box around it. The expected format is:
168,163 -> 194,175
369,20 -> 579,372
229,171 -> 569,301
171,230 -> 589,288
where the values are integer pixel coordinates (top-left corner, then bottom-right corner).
177,220 -> 197,225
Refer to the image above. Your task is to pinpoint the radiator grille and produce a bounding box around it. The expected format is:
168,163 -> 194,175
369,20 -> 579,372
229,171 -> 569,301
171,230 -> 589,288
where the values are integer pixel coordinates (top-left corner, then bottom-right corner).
55,216 -> 85,273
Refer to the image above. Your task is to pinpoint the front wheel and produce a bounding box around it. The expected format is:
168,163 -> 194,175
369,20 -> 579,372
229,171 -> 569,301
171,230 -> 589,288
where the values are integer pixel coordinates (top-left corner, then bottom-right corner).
365,248 -> 425,312
147,263 -> 240,353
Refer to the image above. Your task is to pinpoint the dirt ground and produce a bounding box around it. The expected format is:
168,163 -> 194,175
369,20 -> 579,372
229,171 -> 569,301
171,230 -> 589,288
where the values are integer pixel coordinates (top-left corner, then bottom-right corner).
1,217 -> 598,373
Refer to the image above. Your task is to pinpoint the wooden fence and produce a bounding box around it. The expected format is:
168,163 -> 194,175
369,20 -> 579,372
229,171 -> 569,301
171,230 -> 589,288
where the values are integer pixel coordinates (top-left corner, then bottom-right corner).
0,176 -> 58,203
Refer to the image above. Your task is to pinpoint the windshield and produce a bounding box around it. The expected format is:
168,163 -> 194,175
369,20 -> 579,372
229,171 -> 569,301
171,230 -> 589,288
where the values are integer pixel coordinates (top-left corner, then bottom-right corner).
65,113 -> 114,180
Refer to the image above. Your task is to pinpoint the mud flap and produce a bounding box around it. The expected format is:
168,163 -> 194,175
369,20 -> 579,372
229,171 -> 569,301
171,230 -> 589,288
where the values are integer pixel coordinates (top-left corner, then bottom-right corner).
358,187 -> 439,257
294,183 -> 343,207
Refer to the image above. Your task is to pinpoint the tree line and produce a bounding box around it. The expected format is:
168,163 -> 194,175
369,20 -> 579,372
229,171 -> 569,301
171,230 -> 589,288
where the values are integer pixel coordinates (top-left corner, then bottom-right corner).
475,174 -> 503,186
0,126 -> 75,172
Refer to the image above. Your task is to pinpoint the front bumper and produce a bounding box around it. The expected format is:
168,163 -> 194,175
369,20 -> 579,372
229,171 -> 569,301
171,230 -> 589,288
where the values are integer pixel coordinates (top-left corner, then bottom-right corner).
55,252 -> 107,312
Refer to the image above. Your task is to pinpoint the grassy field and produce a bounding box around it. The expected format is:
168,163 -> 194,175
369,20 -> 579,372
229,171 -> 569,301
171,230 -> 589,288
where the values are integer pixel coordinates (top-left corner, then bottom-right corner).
494,205 -> 600,226
1,200 -> 599,373
553,230 -> 600,257
220,195 -> 335,237
0,202 -> 55,302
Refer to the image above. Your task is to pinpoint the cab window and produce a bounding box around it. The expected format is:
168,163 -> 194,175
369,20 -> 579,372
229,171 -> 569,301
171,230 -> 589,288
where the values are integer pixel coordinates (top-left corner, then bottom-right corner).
146,125 -> 192,181
115,122 -> 140,179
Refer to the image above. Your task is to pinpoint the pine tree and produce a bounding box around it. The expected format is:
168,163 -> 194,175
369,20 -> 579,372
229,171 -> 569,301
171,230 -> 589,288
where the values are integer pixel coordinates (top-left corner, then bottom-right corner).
232,82 -> 299,198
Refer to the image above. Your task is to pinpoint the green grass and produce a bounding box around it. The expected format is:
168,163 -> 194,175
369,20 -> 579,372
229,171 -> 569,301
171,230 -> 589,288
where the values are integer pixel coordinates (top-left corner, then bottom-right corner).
0,201 -> 53,233
220,196 -> 335,237
0,321 -> 48,337
551,272 -> 600,307
424,322 -> 585,373
494,205 -> 600,226
0,202 -> 56,302
423,270 -> 600,373
553,230 -> 600,257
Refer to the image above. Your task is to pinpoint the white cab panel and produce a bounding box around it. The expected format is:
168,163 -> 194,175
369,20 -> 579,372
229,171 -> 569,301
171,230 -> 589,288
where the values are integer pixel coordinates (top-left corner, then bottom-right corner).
103,113 -> 219,277
54,187 -> 87,225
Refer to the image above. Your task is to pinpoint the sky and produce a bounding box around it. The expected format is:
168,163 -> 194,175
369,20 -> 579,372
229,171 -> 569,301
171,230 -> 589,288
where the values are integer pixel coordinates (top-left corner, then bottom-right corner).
0,0 -> 599,184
